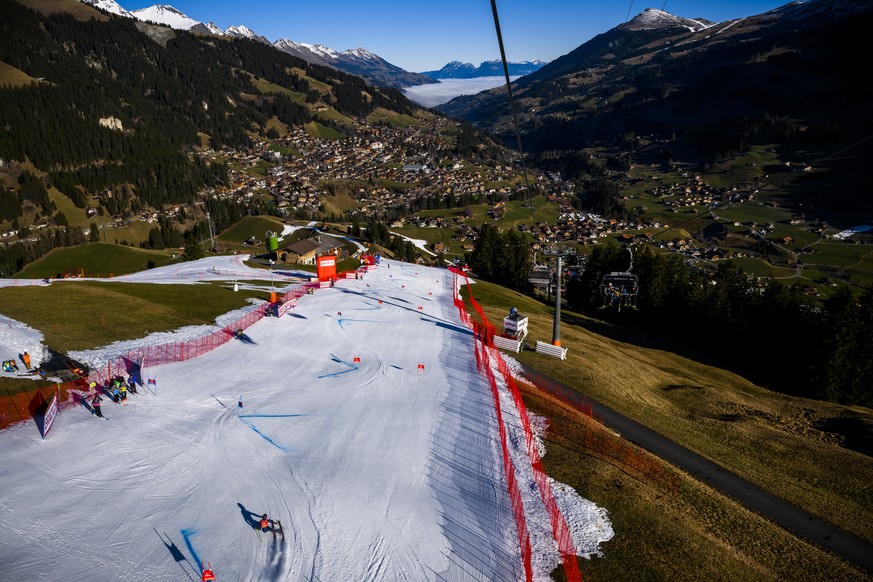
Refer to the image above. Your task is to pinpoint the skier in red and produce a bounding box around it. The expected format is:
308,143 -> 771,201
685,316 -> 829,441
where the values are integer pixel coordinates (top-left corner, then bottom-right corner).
259,514 -> 271,533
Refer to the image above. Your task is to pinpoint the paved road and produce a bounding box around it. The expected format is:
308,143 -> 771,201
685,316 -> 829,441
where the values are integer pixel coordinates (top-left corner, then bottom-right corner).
519,363 -> 873,575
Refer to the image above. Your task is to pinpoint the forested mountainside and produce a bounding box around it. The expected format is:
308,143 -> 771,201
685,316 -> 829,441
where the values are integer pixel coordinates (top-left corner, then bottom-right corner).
440,3 -> 873,193
0,0 -> 414,213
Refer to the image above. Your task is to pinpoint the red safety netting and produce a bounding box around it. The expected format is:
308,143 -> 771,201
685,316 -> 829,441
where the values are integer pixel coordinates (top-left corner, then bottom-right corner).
1,269 -> 377,432
450,267 -> 582,582
1,278 -> 338,430
457,286 -> 533,581
0,381 -> 87,429
517,367 -> 680,498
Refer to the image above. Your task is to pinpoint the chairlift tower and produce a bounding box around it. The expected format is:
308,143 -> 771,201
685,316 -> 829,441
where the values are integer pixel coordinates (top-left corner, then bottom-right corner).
542,243 -> 576,347
206,212 -> 215,250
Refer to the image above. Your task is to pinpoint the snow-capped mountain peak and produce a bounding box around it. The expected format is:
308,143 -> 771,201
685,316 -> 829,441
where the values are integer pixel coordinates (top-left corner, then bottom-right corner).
273,39 -> 339,61
342,48 -> 379,61
620,8 -> 714,32
204,21 -> 224,36
300,43 -> 339,60
273,38 -> 302,52
225,25 -> 256,39
80,0 -> 130,17
130,4 -> 200,30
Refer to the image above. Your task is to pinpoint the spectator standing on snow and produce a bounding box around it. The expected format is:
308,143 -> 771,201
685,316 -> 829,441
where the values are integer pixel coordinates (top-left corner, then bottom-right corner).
127,376 -> 137,394
92,394 -> 103,418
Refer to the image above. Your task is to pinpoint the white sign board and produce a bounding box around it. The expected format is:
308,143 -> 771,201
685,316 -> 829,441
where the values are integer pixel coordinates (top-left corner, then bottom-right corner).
43,393 -> 59,438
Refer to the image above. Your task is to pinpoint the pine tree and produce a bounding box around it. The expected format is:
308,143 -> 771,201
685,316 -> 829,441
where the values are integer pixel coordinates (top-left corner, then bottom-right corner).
183,233 -> 204,261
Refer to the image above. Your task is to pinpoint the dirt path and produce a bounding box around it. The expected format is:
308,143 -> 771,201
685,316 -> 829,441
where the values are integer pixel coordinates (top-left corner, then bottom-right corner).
519,363 -> 873,575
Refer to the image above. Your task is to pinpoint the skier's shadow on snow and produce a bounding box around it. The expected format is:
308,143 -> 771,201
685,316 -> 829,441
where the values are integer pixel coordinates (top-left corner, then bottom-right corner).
225,329 -> 257,344
120,355 -> 143,382
237,502 -> 262,530
72,392 -> 93,414
155,529 -> 197,582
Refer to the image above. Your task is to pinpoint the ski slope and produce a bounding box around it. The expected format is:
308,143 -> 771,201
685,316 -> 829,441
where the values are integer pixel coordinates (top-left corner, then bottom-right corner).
0,257 -> 611,581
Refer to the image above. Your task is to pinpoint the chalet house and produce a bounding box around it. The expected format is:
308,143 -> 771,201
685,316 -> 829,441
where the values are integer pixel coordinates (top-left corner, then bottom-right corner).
281,234 -> 344,265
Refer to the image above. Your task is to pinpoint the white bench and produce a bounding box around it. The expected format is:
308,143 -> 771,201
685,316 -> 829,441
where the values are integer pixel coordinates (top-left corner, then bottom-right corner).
492,335 -> 522,353
535,341 -> 568,360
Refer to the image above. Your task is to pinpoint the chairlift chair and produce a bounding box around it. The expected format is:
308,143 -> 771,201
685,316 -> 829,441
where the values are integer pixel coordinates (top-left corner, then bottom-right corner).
599,272 -> 639,310
599,247 -> 639,311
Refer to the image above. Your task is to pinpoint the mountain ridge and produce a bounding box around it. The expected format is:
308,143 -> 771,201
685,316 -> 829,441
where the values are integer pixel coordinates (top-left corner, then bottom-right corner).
79,0 -> 436,88
437,1 -> 873,166
421,59 -> 546,80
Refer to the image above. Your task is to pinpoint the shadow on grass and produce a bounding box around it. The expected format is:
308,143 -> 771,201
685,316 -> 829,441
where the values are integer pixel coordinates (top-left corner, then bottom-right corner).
815,416 -> 873,457
559,311 -> 759,384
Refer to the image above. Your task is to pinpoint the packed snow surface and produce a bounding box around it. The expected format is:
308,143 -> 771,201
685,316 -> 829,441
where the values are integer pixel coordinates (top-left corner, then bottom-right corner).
0,256 -> 612,581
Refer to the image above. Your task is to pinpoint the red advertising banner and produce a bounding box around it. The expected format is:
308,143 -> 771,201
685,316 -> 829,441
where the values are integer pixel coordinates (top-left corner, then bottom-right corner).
317,255 -> 337,282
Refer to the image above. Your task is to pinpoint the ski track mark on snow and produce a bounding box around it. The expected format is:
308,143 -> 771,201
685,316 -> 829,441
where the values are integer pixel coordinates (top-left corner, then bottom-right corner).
336,318 -> 382,330
213,394 -> 288,452
237,413 -> 307,418
317,354 -> 359,378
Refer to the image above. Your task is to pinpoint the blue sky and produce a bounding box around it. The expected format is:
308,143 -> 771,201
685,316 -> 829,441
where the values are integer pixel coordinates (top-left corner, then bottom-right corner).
123,0 -> 790,72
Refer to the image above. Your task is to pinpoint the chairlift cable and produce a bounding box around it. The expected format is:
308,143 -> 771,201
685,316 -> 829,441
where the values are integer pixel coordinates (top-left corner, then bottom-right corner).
625,0 -> 635,22
489,0 -> 532,201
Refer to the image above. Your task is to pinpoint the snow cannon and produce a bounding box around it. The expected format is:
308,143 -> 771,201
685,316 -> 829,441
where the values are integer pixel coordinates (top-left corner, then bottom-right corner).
503,307 -> 528,342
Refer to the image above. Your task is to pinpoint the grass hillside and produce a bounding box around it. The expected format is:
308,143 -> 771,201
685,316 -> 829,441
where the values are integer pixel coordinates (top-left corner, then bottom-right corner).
47,186 -> 88,226
0,280 -> 264,353
14,243 -> 177,279
460,278 -> 873,551
18,0 -> 107,20
216,215 -> 289,251
0,60 -> 35,87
